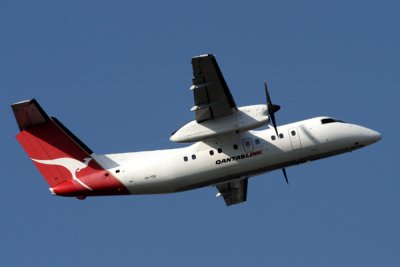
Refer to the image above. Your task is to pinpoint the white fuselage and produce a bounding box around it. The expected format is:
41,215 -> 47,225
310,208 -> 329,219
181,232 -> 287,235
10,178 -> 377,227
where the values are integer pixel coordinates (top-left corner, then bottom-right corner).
93,117 -> 381,195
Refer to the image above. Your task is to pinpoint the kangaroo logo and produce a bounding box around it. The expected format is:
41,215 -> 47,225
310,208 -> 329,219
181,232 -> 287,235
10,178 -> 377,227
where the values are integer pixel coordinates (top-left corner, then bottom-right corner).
31,157 -> 94,191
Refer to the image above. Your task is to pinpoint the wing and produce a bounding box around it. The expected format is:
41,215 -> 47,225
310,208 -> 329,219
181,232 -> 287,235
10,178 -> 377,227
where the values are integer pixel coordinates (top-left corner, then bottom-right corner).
216,177 -> 248,206
191,54 -> 237,123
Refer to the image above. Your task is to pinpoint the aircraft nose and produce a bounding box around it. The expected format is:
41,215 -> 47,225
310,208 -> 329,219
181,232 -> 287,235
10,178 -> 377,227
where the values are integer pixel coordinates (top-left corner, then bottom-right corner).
358,127 -> 382,146
368,129 -> 382,143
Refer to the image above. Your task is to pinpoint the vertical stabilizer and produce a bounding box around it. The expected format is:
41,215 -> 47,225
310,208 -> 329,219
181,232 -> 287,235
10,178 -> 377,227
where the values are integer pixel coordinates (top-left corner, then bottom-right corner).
12,99 -> 129,197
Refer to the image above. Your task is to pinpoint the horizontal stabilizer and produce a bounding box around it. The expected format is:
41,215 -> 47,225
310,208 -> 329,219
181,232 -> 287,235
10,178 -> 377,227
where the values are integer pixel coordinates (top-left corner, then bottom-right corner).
12,99 -> 50,131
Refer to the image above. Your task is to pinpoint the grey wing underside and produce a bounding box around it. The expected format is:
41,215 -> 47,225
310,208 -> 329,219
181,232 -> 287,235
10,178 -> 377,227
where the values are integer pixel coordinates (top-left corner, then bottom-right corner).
216,178 -> 248,206
191,54 -> 237,123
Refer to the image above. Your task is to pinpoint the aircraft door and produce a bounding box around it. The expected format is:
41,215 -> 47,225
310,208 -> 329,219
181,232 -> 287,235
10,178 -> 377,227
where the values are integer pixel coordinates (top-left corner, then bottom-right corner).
289,128 -> 302,150
242,138 -> 254,153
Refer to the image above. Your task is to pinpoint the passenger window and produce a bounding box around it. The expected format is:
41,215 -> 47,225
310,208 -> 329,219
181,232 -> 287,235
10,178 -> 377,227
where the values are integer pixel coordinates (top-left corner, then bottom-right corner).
192,154 -> 196,160
209,150 -> 214,155
233,144 -> 238,150
291,131 -> 296,136
271,135 -> 276,141
245,141 -> 251,147
183,156 -> 188,162
255,139 -> 260,145
217,148 -> 223,153
279,133 -> 284,139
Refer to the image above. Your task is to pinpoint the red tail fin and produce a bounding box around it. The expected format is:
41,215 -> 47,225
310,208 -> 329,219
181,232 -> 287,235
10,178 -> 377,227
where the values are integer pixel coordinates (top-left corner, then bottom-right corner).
12,99 -> 129,197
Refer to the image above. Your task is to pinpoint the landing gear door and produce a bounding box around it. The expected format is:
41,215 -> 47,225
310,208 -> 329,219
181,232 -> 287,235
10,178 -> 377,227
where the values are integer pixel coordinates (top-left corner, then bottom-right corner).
289,128 -> 302,150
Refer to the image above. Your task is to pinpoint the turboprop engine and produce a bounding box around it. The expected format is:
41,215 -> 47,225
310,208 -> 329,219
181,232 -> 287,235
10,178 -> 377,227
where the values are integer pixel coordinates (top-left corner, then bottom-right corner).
170,104 -> 269,143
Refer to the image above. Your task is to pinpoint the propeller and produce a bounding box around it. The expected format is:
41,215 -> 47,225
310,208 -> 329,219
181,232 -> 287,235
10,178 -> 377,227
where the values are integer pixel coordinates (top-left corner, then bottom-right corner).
263,80 -> 289,185
264,80 -> 280,136
282,168 -> 289,184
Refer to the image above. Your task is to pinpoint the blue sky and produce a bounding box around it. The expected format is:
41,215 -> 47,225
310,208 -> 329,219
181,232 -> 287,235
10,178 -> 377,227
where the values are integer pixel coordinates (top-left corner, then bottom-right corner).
1,0 -> 399,266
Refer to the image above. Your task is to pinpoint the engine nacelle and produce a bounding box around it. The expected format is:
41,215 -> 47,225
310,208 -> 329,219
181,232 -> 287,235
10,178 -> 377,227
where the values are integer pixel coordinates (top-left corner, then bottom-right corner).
170,105 -> 269,143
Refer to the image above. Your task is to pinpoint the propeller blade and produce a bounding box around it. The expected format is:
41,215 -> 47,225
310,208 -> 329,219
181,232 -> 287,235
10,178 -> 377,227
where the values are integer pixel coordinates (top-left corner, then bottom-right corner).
270,112 -> 279,136
264,80 -> 286,183
264,80 -> 272,106
282,168 -> 289,184
264,80 -> 280,135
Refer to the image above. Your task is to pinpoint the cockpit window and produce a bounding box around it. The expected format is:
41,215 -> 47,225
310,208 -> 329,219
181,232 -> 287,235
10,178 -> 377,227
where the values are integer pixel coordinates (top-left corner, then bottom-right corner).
321,118 -> 344,124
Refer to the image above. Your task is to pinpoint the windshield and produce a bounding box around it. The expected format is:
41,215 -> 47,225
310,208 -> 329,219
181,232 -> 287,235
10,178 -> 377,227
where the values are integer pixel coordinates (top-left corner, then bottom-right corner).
321,118 -> 344,124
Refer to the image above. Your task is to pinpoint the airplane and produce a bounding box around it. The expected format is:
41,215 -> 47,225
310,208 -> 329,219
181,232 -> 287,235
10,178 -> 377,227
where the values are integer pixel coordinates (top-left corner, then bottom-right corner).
11,54 -> 381,206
